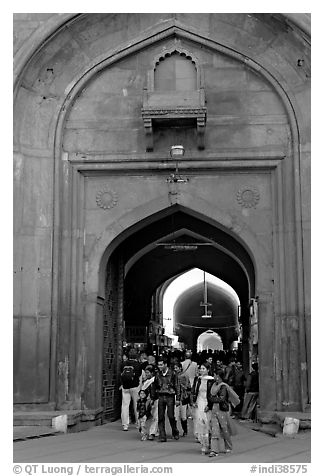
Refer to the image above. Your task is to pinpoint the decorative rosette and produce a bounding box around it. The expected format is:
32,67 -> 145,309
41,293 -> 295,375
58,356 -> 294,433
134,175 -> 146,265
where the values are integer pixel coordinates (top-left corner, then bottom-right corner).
236,186 -> 260,208
96,188 -> 118,210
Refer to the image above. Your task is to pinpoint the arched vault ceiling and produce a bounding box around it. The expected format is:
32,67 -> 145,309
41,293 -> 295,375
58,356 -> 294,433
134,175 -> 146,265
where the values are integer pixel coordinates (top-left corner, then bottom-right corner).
173,281 -> 239,331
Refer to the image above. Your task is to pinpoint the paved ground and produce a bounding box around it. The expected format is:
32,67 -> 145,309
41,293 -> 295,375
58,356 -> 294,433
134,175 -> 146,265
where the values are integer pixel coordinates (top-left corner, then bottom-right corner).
13,419 -> 311,464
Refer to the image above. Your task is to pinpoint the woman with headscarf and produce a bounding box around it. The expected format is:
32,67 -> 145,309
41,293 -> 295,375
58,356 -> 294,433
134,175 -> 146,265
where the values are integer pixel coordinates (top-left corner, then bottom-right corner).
191,362 -> 214,455
206,370 -> 237,457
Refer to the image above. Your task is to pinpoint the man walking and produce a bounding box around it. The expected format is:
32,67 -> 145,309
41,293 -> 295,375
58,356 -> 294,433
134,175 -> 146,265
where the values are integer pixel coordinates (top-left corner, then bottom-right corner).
181,350 -> 198,386
181,350 -> 198,420
173,361 -> 191,436
206,355 -> 216,376
120,348 -> 143,431
152,356 -> 180,442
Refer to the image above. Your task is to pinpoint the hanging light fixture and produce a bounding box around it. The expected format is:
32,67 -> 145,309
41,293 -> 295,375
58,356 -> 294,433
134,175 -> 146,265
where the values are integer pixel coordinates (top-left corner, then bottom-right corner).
166,145 -> 189,183
170,145 -> 185,158
200,270 -> 212,318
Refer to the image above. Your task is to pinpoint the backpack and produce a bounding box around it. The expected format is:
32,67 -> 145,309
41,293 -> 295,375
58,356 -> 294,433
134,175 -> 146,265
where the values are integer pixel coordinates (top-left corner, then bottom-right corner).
121,365 -> 136,389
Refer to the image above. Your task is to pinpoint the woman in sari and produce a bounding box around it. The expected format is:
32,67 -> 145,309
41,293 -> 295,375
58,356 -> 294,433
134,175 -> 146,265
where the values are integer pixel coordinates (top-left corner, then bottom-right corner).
191,363 -> 214,455
206,370 -> 236,457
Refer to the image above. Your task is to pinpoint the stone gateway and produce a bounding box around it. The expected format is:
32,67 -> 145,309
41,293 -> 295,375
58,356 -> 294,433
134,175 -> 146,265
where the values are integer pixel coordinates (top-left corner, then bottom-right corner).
13,13 -> 311,428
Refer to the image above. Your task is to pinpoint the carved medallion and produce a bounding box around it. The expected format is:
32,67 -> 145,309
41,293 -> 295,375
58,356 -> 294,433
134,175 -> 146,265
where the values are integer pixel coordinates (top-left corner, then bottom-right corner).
236,186 -> 260,208
96,188 -> 118,210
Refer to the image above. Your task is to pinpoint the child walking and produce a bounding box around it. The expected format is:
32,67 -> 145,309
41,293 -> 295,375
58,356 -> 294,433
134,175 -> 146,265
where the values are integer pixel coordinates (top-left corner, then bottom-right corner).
137,389 -> 151,441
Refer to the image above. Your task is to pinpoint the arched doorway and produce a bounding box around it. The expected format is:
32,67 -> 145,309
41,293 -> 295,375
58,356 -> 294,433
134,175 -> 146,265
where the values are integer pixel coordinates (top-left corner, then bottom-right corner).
197,330 -> 224,352
100,205 -> 255,420
171,269 -> 240,351
162,268 -> 240,351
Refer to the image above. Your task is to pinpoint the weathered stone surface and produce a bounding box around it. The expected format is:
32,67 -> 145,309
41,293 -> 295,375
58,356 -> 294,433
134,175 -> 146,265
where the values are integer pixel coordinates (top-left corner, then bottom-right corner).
13,316 -> 51,403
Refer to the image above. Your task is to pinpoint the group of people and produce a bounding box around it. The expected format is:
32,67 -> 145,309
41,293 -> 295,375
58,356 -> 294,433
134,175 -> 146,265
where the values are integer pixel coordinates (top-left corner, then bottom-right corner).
120,348 -> 259,457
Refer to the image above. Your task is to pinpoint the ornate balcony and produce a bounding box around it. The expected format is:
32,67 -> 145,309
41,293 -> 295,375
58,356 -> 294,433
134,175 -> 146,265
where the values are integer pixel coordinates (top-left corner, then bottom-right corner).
142,88 -> 207,151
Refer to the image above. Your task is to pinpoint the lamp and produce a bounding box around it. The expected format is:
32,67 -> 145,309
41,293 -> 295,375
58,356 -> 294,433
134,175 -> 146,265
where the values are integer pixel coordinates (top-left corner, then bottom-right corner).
167,145 -> 189,183
170,145 -> 185,158
200,270 -> 212,318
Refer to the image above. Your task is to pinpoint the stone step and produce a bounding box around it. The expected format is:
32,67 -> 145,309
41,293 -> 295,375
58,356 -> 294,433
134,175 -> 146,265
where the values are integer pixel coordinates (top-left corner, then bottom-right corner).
258,411 -> 311,430
13,409 -> 103,434
13,426 -> 60,442
14,410 -> 82,427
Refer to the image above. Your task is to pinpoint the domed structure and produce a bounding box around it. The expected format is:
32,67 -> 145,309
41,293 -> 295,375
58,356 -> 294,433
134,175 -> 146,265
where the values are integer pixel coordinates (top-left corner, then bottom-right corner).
174,279 -> 239,348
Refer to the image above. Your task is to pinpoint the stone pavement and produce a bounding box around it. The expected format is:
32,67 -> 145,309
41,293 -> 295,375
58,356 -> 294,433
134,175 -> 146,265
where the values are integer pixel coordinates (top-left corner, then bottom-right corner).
13,419 -> 311,464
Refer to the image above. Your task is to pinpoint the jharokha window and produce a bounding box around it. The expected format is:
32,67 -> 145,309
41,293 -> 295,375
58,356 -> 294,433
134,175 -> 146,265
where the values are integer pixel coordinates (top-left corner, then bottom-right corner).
142,48 -> 207,151
154,52 -> 198,91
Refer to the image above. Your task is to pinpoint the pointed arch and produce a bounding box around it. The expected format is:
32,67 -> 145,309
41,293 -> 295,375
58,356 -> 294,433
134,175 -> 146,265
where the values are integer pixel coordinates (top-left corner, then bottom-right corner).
92,198 -> 264,299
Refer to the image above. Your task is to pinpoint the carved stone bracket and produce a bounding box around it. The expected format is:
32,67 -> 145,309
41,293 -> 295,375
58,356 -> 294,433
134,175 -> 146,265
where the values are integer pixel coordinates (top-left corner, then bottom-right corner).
197,114 -> 206,150
143,117 -> 153,152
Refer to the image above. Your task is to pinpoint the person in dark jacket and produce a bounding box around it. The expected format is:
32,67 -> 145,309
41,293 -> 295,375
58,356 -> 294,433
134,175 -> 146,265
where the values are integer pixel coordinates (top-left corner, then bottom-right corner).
142,365 -> 158,440
120,348 -> 143,431
173,361 -> 192,436
241,362 -> 259,420
232,361 -> 245,413
151,357 -> 180,442
224,357 -> 236,386
136,389 -> 151,441
206,356 -> 216,376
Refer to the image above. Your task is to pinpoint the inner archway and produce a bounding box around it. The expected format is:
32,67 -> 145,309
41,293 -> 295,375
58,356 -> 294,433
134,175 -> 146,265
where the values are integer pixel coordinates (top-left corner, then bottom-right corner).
197,330 -> 223,352
101,204 -> 255,419
162,268 -> 240,350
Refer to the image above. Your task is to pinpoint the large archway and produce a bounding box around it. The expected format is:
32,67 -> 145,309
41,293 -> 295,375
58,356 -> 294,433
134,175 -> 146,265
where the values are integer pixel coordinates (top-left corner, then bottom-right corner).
101,205 -> 255,419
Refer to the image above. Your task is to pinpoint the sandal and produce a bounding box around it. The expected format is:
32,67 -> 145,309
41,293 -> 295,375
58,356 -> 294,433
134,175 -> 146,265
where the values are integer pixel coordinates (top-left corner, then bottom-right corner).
209,451 -> 218,457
